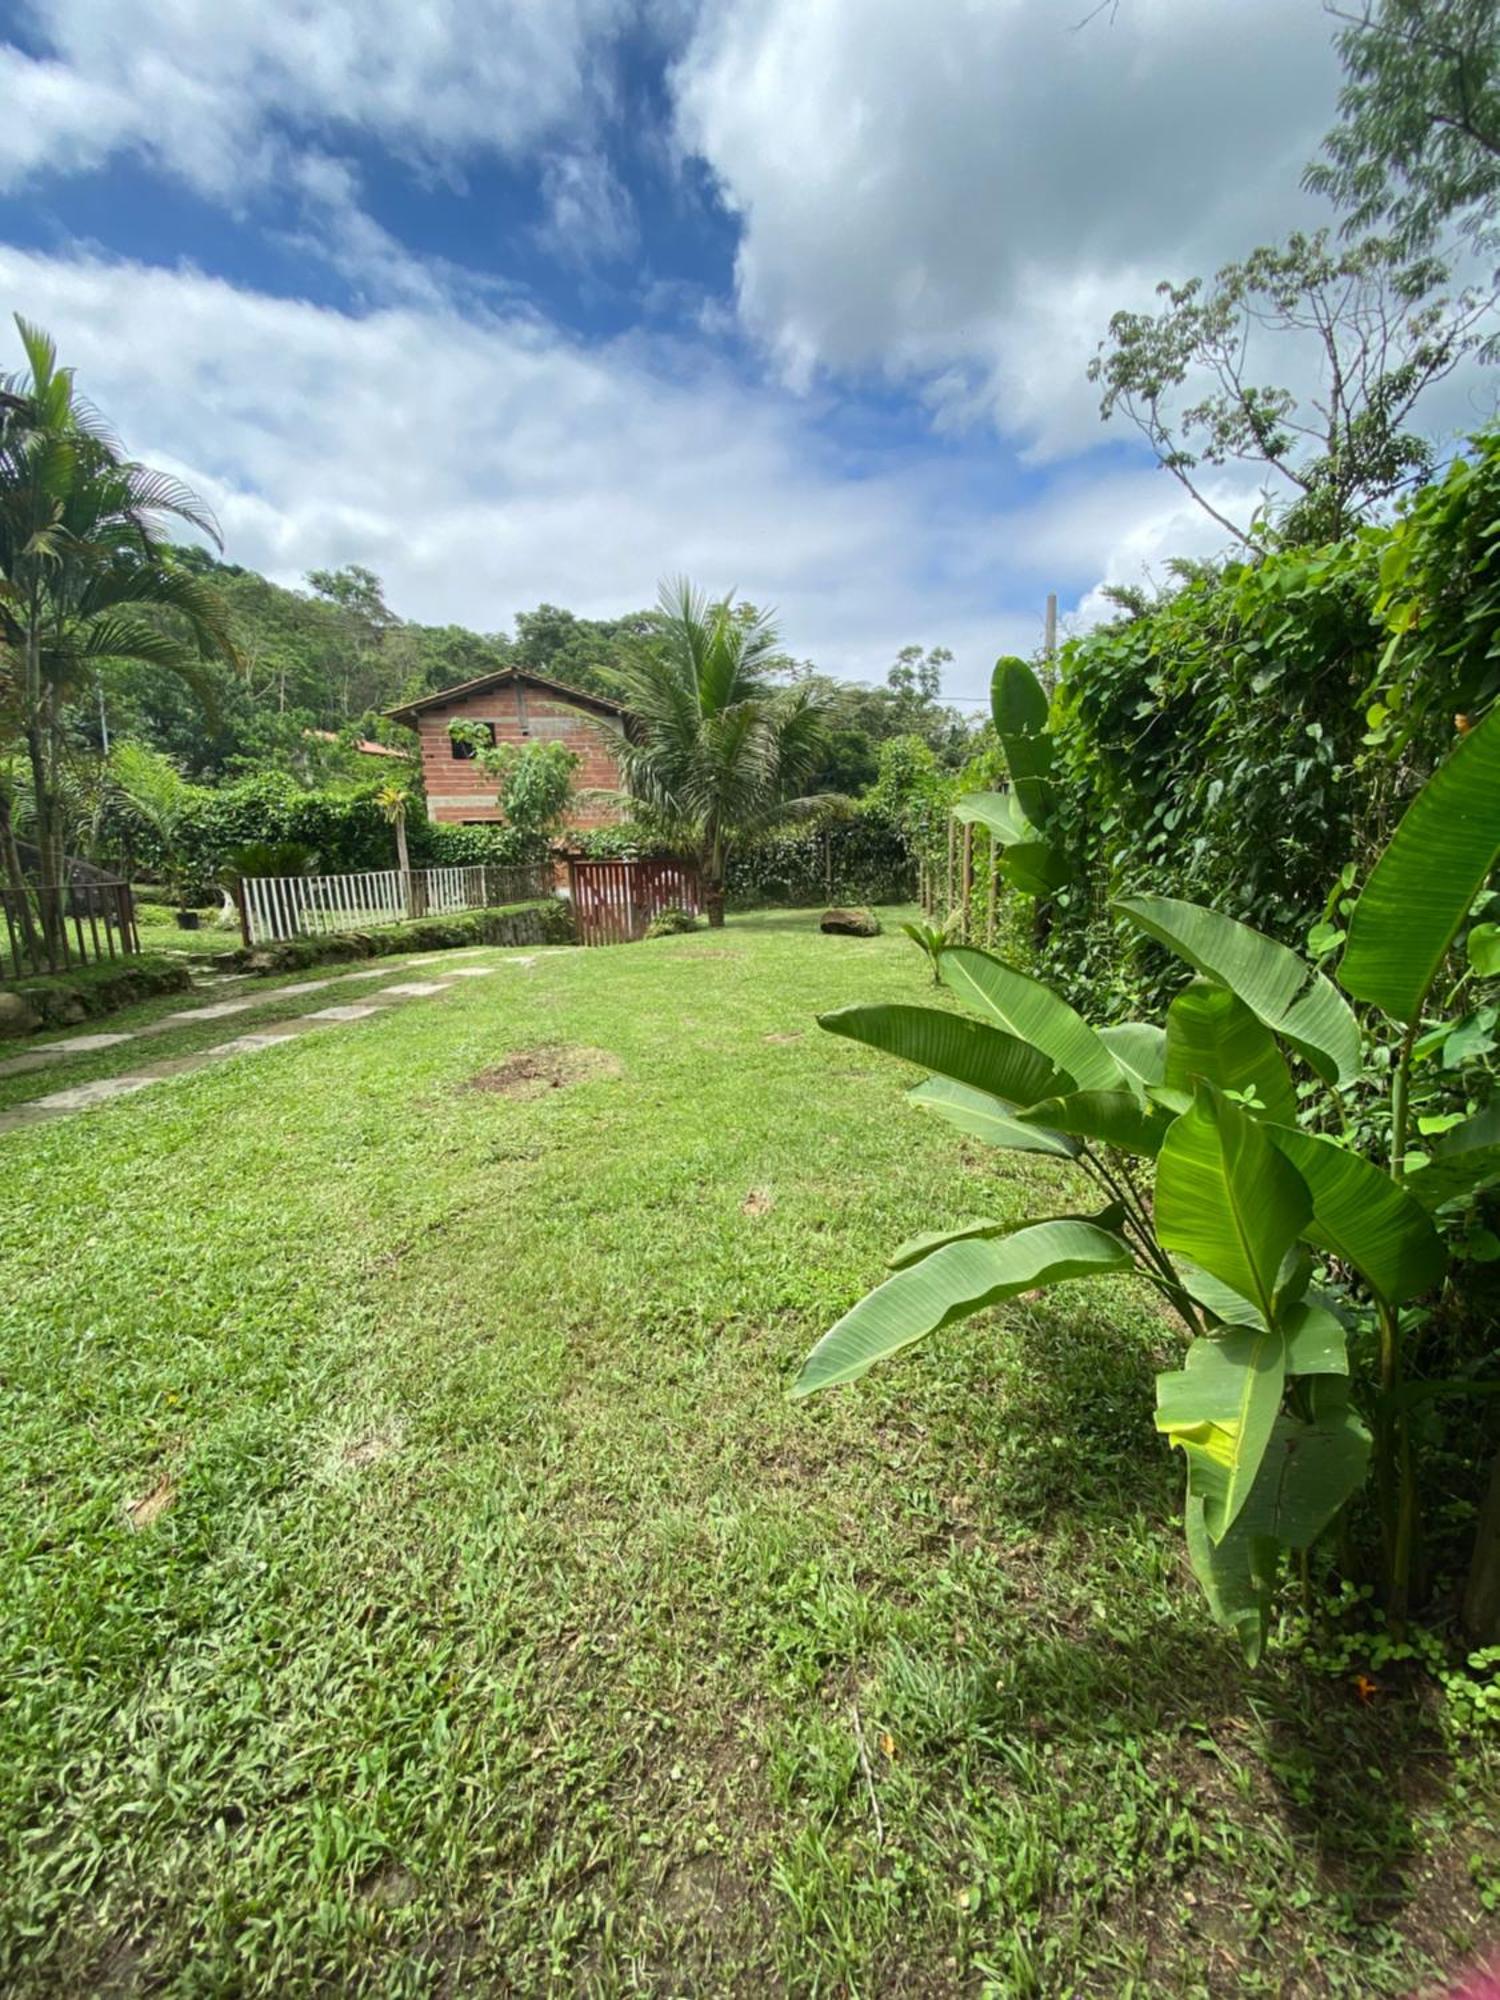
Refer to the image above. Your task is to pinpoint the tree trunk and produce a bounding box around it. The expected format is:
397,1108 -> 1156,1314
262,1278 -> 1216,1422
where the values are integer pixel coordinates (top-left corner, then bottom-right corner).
1464,1443 -> 1500,1645
705,881 -> 726,928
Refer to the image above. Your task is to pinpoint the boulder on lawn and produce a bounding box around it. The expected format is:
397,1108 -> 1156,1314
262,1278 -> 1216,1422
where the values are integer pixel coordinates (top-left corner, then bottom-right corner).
0,991 -> 40,1038
820,907 -> 881,937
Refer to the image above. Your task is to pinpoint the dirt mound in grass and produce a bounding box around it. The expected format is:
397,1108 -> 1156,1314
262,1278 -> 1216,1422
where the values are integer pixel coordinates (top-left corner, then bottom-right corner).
466,1045 -> 621,1097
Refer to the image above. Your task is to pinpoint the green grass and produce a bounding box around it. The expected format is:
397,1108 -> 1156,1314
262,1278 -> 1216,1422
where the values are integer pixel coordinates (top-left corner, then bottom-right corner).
1,909 -> 1495,1995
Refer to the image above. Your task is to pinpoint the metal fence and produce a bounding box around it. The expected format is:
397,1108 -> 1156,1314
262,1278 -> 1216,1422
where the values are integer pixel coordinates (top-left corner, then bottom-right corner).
1,877 -> 139,979
567,857 -> 701,946
238,862 -> 554,945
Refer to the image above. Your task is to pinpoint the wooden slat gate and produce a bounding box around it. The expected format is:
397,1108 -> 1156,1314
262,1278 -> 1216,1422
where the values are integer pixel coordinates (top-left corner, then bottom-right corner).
567,857 -> 701,946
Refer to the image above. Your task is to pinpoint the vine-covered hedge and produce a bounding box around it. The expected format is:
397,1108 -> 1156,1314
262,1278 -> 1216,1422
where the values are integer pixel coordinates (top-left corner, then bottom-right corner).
725,813 -> 915,908
1033,426 -> 1500,1014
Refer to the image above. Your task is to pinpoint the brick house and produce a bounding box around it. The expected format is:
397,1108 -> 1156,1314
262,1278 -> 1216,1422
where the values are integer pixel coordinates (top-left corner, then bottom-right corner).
388,669 -> 630,831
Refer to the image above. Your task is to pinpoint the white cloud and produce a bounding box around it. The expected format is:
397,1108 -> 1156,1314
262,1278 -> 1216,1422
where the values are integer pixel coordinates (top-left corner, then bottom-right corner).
674,0 -> 1344,458
0,0 -> 634,198
0,244 -> 1052,695
537,151 -> 640,264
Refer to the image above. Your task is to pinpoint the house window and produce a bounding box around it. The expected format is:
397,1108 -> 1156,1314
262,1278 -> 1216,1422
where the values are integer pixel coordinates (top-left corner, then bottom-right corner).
449,721 -> 497,760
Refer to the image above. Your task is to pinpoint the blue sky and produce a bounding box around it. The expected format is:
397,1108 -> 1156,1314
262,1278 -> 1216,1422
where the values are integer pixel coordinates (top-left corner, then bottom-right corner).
0,0 -> 1465,699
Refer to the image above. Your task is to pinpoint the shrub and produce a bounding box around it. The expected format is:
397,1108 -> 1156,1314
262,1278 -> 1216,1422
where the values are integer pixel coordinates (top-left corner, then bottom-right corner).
215,898 -> 574,973
644,906 -> 700,939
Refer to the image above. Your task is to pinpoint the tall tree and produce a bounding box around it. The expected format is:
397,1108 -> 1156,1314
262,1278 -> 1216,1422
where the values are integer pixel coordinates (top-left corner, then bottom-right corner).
0,317 -> 234,956
610,580 -> 830,926
1307,0 -> 1500,263
1091,230 -> 1494,546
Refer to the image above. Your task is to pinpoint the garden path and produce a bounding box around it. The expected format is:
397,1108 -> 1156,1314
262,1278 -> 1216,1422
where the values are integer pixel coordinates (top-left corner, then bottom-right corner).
0,952 -> 514,1136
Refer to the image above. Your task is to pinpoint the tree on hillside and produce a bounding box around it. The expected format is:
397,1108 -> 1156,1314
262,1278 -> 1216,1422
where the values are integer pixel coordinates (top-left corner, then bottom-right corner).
1307,0 -> 1500,261
509,602 -> 655,699
0,317 -> 235,953
610,580 -> 831,925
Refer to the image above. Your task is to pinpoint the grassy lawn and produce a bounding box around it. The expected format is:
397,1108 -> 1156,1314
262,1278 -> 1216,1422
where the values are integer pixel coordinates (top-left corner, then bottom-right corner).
2,909 -> 1495,1996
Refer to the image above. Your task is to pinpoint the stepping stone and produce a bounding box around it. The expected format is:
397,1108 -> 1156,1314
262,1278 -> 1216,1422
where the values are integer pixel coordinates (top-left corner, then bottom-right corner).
34,1032 -> 136,1053
305,1004 -> 380,1022
257,978 -> 341,1000
377,981 -> 450,998
205,1031 -> 303,1057
160,999 -> 257,1023
31,1074 -> 160,1112
0,1050 -> 69,1077
443,966 -> 497,978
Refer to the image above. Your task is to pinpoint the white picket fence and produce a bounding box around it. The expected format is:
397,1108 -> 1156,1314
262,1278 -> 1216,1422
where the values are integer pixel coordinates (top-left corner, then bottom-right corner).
239,863 -> 551,945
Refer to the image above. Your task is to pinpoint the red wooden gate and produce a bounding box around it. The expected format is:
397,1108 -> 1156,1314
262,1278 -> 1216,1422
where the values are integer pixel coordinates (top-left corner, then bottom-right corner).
567,857 -> 701,946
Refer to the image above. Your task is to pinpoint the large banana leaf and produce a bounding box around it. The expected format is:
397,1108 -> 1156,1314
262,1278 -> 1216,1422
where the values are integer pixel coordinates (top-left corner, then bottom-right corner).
888,1201 -> 1127,1270
1156,1084 -> 1311,1327
1118,893 -> 1362,1087
1340,705 -> 1500,1024
1406,1099 -> 1500,1211
907,1077 -> 1078,1157
951,793 -> 1069,896
819,1003 -> 1074,1107
791,1219 -> 1134,1395
939,947 -> 1123,1091
1265,1124 -> 1447,1305
887,1218 -> 1009,1269
992,655 -> 1054,825
1163,980 -> 1298,1126
1185,1497 -> 1278,1666
1184,1387 -> 1371,1662
1017,1089 -> 1175,1157
1156,1327 -> 1287,1540
1098,1021 -> 1167,1092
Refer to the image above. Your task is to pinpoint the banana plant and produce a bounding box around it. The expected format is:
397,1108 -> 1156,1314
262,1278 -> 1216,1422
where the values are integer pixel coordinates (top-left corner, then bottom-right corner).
952,658 -> 1070,897
793,693 -> 1500,1659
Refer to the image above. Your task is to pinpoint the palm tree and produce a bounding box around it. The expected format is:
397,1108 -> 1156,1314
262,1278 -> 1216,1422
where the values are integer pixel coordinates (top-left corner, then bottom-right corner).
610,580 -> 830,926
0,316 -> 234,960
375,780 -> 412,877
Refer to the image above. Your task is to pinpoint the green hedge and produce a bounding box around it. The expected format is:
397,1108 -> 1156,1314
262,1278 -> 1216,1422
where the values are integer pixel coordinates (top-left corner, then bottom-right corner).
1031,425 -> 1500,1015
216,899 -> 574,974
113,776 -> 538,893
0,954 -> 193,1037
725,815 -> 914,908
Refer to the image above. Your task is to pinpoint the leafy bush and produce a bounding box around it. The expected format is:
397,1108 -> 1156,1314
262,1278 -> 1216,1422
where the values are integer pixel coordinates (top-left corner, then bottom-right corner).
643,906 -> 700,939
798,693 -> 1500,1661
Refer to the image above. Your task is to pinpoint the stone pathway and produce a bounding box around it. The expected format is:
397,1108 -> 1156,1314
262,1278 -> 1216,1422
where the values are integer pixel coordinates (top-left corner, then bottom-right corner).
0,957 -> 500,1137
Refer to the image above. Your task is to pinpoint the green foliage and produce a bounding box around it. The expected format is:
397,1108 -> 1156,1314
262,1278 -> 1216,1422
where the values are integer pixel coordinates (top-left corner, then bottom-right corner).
798,698 -> 1500,1660
457,730 -> 580,857
1307,0 -> 1500,262
610,579 -> 831,922
116,773 -> 535,890
1028,433 -> 1500,1016
643,905 -> 700,939
1091,230 -> 1492,547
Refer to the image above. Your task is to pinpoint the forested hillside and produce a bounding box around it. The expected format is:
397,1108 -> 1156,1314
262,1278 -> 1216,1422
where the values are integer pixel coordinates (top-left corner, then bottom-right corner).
108,549 -> 975,796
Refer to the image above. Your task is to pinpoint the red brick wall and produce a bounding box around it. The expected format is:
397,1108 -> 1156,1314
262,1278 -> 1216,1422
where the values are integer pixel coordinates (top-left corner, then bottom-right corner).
412,683 -> 627,829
